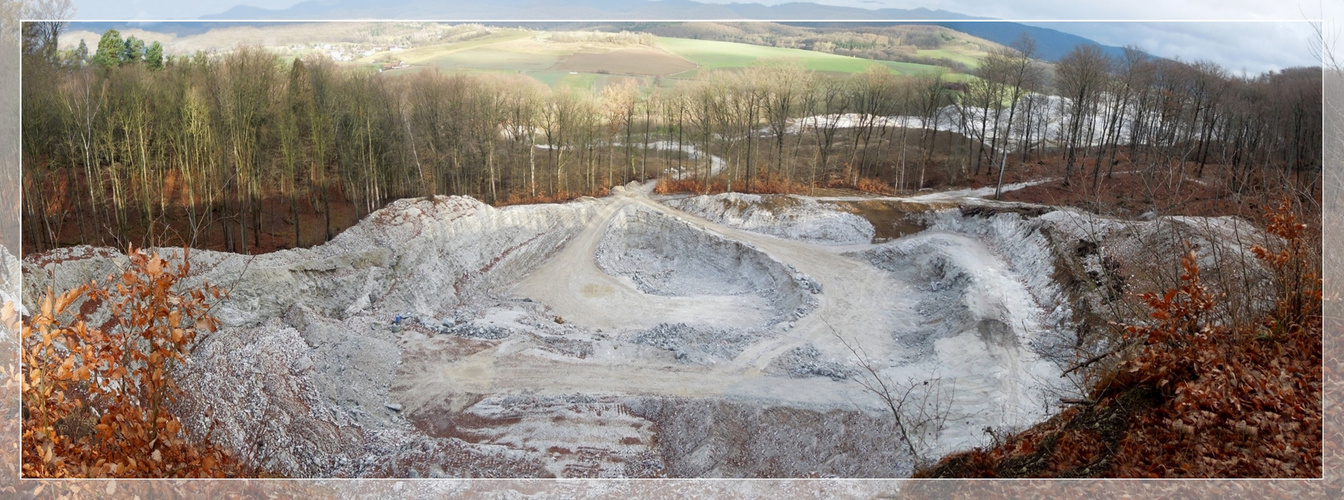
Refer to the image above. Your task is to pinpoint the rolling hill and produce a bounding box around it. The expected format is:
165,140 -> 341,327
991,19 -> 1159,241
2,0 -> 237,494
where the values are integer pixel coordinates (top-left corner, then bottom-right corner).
200,0 -> 1147,63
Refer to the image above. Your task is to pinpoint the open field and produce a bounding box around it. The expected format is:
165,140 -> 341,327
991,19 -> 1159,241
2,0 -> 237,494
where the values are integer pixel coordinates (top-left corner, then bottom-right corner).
915,48 -> 985,69
554,46 -> 698,76
656,36 -> 947,76
373,29 -> 555,70
61,23 -> 969,91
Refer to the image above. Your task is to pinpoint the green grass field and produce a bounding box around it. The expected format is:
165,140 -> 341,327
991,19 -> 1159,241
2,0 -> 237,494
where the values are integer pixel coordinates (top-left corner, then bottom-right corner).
375,30 -> 973,90
555,72 -> 599,91
914,48 -> 986,69
656,37 -> 951,76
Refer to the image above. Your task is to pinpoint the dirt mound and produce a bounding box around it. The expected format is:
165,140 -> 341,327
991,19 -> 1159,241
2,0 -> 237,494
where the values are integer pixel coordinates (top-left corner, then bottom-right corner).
631,322 -> 766,364
624,397 -> 911,478
854,211 -> 1076,448
766,344 -> 850,380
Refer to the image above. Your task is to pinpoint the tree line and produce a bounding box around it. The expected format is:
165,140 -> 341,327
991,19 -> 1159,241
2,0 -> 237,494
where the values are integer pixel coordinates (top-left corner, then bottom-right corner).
20,28 -> 1321,255
947,36 -> 1321,199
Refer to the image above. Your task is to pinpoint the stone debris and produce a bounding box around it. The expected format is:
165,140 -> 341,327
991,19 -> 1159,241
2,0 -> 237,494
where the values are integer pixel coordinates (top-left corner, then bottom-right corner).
769,344 -> 850,381
630,323 -> 764,365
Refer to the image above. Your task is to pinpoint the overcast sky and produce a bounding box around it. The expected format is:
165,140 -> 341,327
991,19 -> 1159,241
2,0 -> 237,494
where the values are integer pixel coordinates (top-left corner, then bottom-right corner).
67,0 -> 1329,75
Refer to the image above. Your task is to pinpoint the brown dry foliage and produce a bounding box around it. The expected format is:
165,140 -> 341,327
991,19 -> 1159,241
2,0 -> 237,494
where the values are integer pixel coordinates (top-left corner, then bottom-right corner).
746,174 -> 810,195
18,247 -> 260,478
654,176 -> 729,195
827,164 -> 893,195
920,196 -> 1323,478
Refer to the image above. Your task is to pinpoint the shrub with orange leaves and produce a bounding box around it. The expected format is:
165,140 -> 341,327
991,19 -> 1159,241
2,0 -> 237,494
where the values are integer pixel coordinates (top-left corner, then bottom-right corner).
1100,249 -> 1220,396
823,164 -> 891,194
20,247 -> 257,478
1101,198 -> 1321,477
1250,197 -> 1322,339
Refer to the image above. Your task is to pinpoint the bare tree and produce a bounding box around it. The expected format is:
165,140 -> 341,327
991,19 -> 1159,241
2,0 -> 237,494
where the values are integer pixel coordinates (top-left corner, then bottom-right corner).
762,60 -> 809,184
21,0 -> 72,60
807,77 -> 850,192
915,71 -> 950,190
828,321 -> 954,468
992,35 -> 1042,199
1056,44 -> 1109,187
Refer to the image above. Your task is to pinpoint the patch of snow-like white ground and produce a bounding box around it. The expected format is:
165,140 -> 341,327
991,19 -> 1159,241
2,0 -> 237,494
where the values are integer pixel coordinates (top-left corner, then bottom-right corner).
19,181 -> 1272,478
855,213 -> 1077,449
645,140 -> 727,179
903,179 -> 1054,202
790,93 -> 1162,152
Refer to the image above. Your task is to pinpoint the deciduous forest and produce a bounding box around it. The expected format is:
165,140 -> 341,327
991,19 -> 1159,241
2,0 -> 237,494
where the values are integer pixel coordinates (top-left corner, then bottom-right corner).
18,26 -> 1321,255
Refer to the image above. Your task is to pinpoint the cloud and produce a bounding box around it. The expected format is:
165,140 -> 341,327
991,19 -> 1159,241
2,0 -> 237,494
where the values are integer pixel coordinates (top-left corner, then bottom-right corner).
74,0 -> 305,20
1032,21 -> 1319,75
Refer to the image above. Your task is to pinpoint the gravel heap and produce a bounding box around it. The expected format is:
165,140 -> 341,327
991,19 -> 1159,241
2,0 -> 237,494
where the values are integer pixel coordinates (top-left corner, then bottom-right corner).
630,323 -> 766,365
767,344 -> 850,381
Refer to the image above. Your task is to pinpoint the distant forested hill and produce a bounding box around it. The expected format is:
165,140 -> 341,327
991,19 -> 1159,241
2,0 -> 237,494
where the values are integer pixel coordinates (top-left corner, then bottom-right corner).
936,22 -> 1132,62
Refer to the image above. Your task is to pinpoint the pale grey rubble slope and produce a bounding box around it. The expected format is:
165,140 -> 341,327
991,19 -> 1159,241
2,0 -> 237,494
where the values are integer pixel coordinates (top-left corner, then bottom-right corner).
17,185 -> 1274,478
665,192 -> 876,245
0,245 -> 18,314
23,196 -> 598,327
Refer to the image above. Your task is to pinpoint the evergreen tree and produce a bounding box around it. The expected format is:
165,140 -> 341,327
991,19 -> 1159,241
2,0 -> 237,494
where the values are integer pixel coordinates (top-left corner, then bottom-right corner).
92,28 -> 122,68
122,36 -> 145,64
73,38 -> 88,64
145,41 -> 163,69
